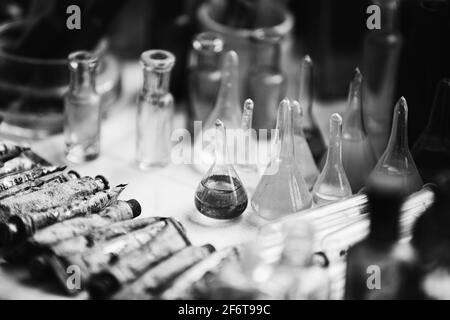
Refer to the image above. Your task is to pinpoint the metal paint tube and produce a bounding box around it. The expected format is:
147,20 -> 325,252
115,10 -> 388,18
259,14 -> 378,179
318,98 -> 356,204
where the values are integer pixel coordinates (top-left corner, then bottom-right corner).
0,184 -> 127,245
110,245 -> 215,300
87,219 -> 194,299
0,166 -> 66,192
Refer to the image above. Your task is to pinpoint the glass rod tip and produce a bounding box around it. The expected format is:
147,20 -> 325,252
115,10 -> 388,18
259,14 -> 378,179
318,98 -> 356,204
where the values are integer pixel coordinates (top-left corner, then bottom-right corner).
244,98 -> 254,111
303,54 -> 313,65
396,96 -> 408,115
291,100 -> 303,117
352,67 -> 363,83
330,113 -> 343,124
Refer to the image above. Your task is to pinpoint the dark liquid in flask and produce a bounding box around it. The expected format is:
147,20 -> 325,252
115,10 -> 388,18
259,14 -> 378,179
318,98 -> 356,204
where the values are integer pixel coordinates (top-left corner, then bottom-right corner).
194,175 -> 248,220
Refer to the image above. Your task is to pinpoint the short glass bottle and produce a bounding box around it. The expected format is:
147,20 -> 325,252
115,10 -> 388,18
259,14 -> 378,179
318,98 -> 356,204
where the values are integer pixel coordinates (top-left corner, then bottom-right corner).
136,50 -> 176,169
64,51 -> 102,163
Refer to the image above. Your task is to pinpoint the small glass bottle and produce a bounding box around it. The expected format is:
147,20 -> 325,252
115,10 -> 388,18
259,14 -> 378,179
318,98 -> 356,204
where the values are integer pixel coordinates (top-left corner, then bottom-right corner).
136,50 -> 176,169
188,32 -> 224,122
247,28 -> 287,133
64,51 -> 101,163
369,97 -> 423,195
251,99 -> 312,220
412,79 -> 450,183
342,68 -> 377,192
312,113 -> 352,206
194,120 -> 248,220
297,55 -> 326,165
362,0 -> 404,158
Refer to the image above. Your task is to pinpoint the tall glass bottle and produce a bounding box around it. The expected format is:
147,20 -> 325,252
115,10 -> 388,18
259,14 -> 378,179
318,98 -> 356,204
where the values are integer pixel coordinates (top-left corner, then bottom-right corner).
136,50 -> 176,169
369,97 -> 423,195
195,50 -> 243,169
64,51 -> 101,163
194,119 -> 248,220
312,113 -> 352,206
251,99 -> 312,220
362,0 -> 404,158
188,32 -> 224,122
297,55 -> 326,165
247,28 -> 287,133
291,100 -> 319,190
412,79 -> 450,183
342,68 -> 376,192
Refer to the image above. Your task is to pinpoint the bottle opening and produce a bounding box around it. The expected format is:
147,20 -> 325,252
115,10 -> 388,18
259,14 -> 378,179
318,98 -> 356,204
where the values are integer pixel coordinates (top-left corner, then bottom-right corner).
193,32 -> 224,53
141,50 -> 176,71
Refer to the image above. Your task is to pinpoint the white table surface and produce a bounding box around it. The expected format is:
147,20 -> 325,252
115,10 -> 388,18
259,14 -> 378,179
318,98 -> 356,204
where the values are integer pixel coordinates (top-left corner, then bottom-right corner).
0,62 -> 346,299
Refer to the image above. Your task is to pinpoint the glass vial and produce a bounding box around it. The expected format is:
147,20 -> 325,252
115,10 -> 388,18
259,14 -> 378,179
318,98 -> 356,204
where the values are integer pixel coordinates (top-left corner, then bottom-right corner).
312,113 -> 352,206
362,0 -> 404,158
297,55 -> 326,165
64,51 -> 101,163
251,99 -> 312,220
188,32 -> 224,122
369,97 -> 423,195
247,28 -> 287,133
136,50 -> 176,169
342,68 -> 377,192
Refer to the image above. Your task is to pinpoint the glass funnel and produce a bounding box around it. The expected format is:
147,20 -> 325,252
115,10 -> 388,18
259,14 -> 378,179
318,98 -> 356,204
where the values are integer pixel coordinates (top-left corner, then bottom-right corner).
194,120 -> 248,220
312,113 -> 352,206
251,99 -> 312,221
291,100 -> 319,190
342,68 -> 377,192
297,55 -> 326,165
369,97 -> 423,195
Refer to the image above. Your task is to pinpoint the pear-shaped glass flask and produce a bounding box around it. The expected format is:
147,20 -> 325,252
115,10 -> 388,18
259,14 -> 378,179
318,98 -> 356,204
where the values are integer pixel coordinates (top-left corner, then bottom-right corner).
194,120 -> 248,220
251,99 -> 312,220
298,55 -> 326,165
195,50 -> 243,169
369,97 -> 423,194
234,99 -> 260,193
312,113 -> 352,206
291,100 -> 319,190
342,68 -> 377,192
412,79 -> 450,183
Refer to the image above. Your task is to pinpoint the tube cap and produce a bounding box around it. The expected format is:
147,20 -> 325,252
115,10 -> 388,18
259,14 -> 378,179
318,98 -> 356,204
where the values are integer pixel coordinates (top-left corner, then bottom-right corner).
67,170 -> 80,179
87,272 -> 120,300
126,199 -> 142,218
94,175 -> 110,190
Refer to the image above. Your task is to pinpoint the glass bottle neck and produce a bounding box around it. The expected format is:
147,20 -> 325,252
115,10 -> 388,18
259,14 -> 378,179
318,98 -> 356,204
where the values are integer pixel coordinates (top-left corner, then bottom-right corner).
278,103 -> 295,160
253,42 -> 281,69
142,69 -> 171,95
69,66 -> 96,95
192,50 -> 222,69
325,117 -> 343,168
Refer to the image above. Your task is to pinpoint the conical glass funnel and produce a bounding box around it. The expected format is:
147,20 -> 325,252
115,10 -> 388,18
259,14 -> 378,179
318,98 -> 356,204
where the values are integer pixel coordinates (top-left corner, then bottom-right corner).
369,97 -> 423,195
342,68 -> 377,192
194,50 -> 243,171
194,119 -> 248,220
298,55 -> 326,165
291,100 -> 319,190
412,79 -> 450,183
251,99 -> 312,221
234,98 -> 260,194
312,113 -> 352,206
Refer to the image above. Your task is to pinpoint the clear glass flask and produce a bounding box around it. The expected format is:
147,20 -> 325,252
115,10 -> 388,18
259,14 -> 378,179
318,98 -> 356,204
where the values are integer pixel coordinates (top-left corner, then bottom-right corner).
136,50 -> 175,169
312,113 -> 352,206
362,0 -> 403,158
234,99 -> 260,193
342,68 -> 377,192
297,55 -> 326,165
247,28 -> 287,133
369,97 -> 423,195
251,99 -> 312,220
291,100 -> 319,190
188,32 -> 224,122
64,51 -> 101,163
412,79 -> 450,183
195,50 -> 243,169
195,120 -> 248,220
